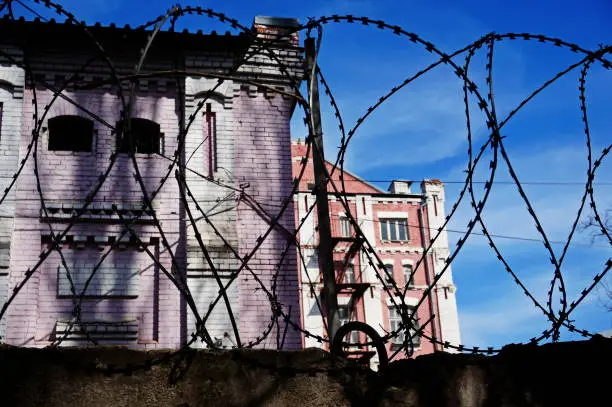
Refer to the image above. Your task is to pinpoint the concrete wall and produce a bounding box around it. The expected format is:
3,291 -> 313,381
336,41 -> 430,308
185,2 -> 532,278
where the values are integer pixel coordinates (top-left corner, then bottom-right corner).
0,338 -> 608,406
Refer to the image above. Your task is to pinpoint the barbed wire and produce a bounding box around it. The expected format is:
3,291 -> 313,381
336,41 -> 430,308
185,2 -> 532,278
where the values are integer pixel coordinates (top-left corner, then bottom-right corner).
0,0 -> 609,370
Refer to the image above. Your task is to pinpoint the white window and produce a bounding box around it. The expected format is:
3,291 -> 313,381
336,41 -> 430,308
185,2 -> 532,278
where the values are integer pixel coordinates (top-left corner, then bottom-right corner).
339,216 -> 352,237
389,305 -> 420,347
380,218 -> 409,241
403,264 -> 415,288
306,249 -> 319,269
343,263 -> 356,284
338,305 -> 359,344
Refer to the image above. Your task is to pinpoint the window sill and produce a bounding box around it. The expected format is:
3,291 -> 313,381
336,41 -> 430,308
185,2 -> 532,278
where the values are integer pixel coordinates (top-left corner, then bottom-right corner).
390,343 -> 421,351
380,240 -> 410,243
138,339 -> 159,345
46,151 -> 95,156
115,152 -> 161,158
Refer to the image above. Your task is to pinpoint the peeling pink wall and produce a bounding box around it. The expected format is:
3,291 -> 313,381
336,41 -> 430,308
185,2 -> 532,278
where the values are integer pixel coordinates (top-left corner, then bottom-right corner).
5,87 -> 183,348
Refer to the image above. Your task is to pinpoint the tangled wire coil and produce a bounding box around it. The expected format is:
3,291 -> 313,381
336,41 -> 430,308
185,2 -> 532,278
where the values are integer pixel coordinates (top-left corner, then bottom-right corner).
0,0 -> 609,366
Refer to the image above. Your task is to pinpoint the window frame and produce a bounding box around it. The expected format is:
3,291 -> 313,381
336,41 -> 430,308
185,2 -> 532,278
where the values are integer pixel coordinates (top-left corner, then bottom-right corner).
337,304 -> 359,345
389,305 -> 420,348
380,217 -> 409,242
0,102 -> 3,140
382,262 -> 395,286
339,215 -> 352,237
343,263 -> 356,284
47,115 -> 94,153
403,264 -> 415,288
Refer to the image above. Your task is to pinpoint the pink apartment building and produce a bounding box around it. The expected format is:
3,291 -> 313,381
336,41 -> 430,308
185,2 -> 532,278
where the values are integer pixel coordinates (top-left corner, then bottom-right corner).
0,15 -> 303,349
291,140 -> 461,368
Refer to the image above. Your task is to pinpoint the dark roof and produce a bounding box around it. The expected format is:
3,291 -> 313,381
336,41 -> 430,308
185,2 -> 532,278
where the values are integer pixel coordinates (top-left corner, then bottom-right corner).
0,15 -> 251,52
254,16 -> 299,28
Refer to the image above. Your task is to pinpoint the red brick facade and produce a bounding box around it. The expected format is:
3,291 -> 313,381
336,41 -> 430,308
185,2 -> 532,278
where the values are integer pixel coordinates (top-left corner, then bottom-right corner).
292,140 -> 461,367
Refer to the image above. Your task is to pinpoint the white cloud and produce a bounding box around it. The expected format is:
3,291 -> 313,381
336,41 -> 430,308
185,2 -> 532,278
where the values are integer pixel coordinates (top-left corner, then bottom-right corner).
445,143 -> 610,247
443,142 -> 611,347
457,261 -> 611,348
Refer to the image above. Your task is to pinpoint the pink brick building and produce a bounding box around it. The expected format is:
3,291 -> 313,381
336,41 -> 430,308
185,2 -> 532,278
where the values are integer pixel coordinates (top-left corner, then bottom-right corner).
291,140 -> 461,368
0,16 -> 303,349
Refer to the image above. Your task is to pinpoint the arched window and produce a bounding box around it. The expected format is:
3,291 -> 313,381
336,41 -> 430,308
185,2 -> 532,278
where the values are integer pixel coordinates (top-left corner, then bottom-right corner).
48,115 -> 94,152
116,118 -> 161,154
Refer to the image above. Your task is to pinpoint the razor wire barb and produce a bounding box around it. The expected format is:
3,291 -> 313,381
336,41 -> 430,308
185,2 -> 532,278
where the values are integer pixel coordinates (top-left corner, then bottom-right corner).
0,0 -> 609,364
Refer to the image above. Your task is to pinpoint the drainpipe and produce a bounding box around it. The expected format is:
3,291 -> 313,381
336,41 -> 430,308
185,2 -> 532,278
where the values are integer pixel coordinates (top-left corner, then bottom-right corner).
418,200 -> 442,352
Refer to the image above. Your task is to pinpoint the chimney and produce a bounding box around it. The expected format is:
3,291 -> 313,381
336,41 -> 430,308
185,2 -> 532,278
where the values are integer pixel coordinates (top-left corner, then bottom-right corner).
252,16 -> 300,45
388,180 -> 412,194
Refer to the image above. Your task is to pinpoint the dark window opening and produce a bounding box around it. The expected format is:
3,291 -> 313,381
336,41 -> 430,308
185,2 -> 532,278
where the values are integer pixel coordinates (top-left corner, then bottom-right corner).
383,263 -> 394,286
403,264 -> 415,288
116,118 -> 161,154
0,102 -> 3,139
205,103 -> 217,175
433,194 -> 438,216
48,115 -> 93,152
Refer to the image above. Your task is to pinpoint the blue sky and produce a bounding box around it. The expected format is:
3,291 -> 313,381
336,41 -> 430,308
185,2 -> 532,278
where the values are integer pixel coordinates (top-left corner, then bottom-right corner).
11,0 -> 612,349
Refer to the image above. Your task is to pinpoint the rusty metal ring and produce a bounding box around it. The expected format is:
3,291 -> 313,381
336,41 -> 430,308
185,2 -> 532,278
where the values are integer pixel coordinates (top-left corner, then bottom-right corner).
331,321 -> 389,372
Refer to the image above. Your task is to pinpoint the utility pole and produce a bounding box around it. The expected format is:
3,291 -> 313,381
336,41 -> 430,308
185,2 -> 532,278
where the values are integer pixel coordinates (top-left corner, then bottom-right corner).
305,38 -> 340,343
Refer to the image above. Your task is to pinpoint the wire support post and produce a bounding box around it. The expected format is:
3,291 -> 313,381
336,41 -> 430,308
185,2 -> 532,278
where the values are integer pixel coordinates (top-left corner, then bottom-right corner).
305,37 -> 340,344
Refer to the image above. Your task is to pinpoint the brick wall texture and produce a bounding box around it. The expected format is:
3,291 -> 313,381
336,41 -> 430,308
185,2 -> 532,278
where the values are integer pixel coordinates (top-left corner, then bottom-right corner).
291,141 -> 461,364
0,19 -> 303,349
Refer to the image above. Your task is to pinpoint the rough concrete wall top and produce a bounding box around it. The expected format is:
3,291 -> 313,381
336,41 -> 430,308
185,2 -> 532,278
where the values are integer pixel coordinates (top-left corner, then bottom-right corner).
0,337 -> 609,406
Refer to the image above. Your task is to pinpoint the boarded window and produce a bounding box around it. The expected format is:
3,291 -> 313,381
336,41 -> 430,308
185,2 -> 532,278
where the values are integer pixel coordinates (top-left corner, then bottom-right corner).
57,263 -> 140,297
116,118 -> 161,154
48,115 -> 93,152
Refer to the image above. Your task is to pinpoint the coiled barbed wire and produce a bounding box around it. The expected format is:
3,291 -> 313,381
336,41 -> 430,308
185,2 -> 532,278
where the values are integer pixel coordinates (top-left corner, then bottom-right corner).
0,0 -> 609,366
